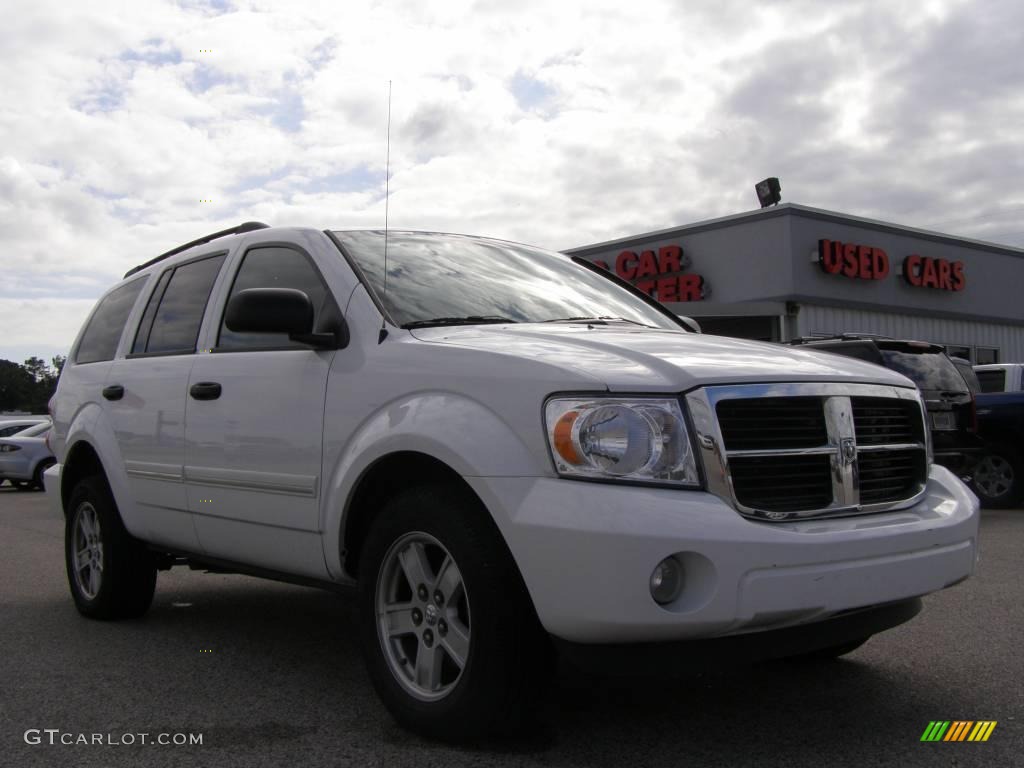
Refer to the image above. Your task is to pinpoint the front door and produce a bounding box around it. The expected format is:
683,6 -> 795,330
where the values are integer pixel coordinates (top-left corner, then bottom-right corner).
184,244 -> 339,578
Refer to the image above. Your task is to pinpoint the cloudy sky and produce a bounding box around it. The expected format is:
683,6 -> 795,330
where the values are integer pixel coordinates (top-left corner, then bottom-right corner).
1,0 -> 1021,365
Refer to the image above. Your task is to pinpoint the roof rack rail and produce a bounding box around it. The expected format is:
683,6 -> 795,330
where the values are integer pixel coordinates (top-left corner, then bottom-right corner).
123,221 -> 271,278
788,333 -> 893,345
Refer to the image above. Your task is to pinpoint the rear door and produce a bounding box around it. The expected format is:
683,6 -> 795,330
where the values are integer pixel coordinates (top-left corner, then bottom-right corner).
105,252 -> 227,550
184,243 -> 340,578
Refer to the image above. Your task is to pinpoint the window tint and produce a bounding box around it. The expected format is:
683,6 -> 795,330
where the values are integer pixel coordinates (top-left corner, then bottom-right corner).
879,350 -> 967,392
218,247 -> 332,350
143,255 -> 225,354
976,347 -> 999,365
74,278 -> 147,364
0,426 -> 23,437
131,268 -> 173,354
976,370 -> 1006,393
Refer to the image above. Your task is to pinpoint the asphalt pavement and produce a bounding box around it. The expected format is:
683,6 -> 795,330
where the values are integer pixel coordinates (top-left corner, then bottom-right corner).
2,485 -> 1021,768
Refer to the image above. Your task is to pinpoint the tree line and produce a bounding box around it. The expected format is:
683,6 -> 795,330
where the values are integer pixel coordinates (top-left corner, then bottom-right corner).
0,356 -> 66,414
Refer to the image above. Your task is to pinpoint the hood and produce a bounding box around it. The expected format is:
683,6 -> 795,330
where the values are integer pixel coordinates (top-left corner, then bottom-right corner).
410,324 -> 916,392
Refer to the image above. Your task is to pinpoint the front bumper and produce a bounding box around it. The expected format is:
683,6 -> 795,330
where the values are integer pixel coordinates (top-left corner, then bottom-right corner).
468,464 -> 979,644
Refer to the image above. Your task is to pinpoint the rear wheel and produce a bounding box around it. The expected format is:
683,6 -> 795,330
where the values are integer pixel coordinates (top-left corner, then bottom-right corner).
65,476 -> 157,619
972,448 -> 1023,509
357,484 -> 550,740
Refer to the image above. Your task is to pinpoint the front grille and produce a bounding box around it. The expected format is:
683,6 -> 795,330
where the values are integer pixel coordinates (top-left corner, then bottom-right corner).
701,385 -> 928,521
717,397 -> 826,450
729,455 -> 833,511
858,449 -> 926,505
851,397 -> 922,446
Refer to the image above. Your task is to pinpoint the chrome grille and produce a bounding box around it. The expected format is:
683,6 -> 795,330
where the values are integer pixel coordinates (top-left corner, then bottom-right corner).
685,383 -> 929,521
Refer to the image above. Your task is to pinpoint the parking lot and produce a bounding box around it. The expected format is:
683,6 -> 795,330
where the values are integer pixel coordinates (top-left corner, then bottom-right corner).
2,485 -> 1021,768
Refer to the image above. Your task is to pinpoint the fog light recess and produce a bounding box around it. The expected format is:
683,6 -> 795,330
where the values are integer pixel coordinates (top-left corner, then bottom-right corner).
650,557 -> 684,605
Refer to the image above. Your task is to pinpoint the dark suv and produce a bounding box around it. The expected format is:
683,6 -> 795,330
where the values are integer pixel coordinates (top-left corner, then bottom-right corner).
788,335 -> 984,476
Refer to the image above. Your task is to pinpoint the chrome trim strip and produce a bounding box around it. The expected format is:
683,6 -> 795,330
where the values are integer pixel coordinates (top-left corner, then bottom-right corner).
684,382 -> 930,522
182,466 -> 318,498
125,461 -> 184,483
857,443 -> 925,453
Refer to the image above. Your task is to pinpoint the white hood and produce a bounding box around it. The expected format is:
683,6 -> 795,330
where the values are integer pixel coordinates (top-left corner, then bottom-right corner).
410,324 -> 915,392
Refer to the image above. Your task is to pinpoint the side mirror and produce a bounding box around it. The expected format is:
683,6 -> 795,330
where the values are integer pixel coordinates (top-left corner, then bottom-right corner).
678,316 -> 702,333
225,288 -> 342,349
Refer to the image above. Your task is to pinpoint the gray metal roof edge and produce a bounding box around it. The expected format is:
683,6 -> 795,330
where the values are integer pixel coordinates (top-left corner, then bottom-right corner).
564,202 -> 1024,258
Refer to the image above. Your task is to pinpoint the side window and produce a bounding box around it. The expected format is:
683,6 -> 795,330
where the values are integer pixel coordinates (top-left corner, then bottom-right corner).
0,426 -> 20,437
131,269 -> 173,354
217,246 -> 334,350
74,277 -> 147,364
138,254 -> 226,355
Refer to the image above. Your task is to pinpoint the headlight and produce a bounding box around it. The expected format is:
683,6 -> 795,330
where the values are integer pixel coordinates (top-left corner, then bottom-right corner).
544,396 -> 701,487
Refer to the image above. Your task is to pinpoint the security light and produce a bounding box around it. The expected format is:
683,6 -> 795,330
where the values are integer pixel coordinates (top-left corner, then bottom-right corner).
755,177 -> 782,208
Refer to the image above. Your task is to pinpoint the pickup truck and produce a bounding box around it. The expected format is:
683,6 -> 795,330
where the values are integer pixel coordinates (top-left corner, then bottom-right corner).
971,391 -> 1024,507
975,363 -> 1024,393
47,222 -> 980,740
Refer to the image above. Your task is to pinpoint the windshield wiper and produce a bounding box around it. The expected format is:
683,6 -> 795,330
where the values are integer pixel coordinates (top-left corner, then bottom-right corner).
402,315 -> 519,329
541,316 -> 655,328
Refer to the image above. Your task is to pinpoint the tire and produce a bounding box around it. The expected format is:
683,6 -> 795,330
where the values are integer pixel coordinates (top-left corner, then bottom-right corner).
65,475 -> 157,619
33,458 -> 56,491
357,484 -> 551,741
971,448 -> 1023,509
786,636 -> 870,661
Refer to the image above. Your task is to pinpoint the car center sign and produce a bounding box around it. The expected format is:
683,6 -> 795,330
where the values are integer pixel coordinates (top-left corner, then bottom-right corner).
592,245 -> 709,302
818,238 -> 966,292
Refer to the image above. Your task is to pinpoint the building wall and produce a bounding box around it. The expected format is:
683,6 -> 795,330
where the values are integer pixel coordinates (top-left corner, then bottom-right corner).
796,303 -> 1024,361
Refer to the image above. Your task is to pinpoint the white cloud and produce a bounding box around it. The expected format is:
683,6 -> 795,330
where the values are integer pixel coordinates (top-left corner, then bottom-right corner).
0,0 -> 1022,360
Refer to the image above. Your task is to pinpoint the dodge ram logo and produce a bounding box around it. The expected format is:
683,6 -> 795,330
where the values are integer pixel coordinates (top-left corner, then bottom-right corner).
840,437 -> 857,467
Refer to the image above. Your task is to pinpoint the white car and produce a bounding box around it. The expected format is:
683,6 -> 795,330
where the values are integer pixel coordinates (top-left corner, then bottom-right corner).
0,421 -> 55,490
47,222 -> 979,739
974,363 -> 1024,393
0,417 -> 49,438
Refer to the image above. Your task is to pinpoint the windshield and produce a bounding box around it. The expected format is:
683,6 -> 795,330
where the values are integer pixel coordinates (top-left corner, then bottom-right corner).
879,349 -> 967,392
330,231 -> 681,330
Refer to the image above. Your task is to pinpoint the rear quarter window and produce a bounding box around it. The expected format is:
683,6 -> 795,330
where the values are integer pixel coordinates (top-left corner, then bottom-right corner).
73,277 -> 147,364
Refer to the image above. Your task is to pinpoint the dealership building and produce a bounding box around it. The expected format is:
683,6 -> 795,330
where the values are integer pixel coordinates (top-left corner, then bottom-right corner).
566,203 -> 1024,364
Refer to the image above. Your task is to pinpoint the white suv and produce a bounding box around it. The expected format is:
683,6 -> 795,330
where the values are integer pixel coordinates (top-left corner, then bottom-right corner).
48,222 -> 979,739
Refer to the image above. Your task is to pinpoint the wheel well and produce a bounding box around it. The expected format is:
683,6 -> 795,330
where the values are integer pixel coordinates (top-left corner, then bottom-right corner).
61,441 -> 107,514
342,452 -> 483,580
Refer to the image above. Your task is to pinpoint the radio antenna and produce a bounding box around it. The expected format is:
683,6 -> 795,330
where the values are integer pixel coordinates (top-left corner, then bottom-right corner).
379,80 -> 392,344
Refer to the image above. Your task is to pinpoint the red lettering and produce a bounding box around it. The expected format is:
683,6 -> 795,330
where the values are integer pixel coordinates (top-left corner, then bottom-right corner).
952,261 -> 965,291
818,239 -> 842,274
634,279 -> 656,296
921,257 -> 938,288
677,274 -> 703,301
842,242 -> 858,277
658,245 -> 682,274
594,260 -> 610,271
656,277 -> 678,302
857,245 -> 871,278
903,255 -> 922,286
616,250 -> 638,280
937,259 -> 952,290
636,250 -> 659,278
872,248 -> 890,279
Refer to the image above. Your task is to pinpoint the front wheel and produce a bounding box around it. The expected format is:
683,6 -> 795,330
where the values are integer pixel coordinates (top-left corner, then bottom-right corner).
65,476 -> 157,619
357,484 -> 550,740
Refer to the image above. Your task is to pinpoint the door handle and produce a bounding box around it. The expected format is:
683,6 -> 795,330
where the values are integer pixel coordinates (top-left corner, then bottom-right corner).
102,385 -> 124,401
189,382 -> 222,401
